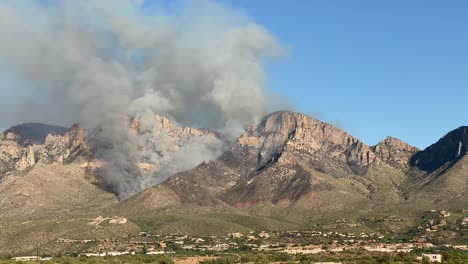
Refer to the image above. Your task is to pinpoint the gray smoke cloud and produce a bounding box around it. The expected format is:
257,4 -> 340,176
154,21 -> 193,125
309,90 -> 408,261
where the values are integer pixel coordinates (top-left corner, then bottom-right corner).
0,0 -> 284,199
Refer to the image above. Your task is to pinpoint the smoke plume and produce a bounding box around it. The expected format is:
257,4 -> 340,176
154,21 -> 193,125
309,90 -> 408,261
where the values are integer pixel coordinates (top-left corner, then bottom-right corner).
0,0 -> 283,199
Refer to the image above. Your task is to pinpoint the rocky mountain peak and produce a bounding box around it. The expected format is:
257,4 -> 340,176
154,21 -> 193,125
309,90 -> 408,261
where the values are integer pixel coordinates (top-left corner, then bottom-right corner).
65,124 -> 89,159
130,115 -> 177,135
410,126 -> 468,172
372,136 -> 418,170
2,123 -> 68,146
238,111 -> 379,177
376,136 -> 417,151
129,115 -> 217,140
0,123 -> 75,174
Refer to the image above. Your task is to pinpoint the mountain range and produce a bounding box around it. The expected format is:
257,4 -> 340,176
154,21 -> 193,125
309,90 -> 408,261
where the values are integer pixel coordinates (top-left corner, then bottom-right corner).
0,111 -> 466,254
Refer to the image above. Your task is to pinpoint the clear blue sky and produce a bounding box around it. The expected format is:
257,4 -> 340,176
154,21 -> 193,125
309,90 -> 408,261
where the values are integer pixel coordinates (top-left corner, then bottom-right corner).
219,0 -> 468,149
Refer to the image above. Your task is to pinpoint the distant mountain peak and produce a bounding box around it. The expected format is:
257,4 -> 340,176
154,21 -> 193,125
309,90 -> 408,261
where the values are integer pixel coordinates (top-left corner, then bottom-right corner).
377,136 -> 416,149
410,126 -> 468,172
372,136 -> 418,170
2,123 -> 68,145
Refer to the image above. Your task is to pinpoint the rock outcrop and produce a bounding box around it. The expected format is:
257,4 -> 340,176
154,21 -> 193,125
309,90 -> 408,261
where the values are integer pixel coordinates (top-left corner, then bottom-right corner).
129,115 -> 219,152
0,123 -> 89,175
410,126 -> 468,172
155,111 -> 404,207
372,136 -> 418,170
0,116 -> 221,188
1,111 -> 466,212
239,111 -> 379,177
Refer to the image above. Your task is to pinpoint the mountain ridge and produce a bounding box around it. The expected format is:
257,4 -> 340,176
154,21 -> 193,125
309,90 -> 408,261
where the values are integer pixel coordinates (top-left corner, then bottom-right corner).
0,111 -> 466,254
123,111 -> 463,212
410,126 -> 468,173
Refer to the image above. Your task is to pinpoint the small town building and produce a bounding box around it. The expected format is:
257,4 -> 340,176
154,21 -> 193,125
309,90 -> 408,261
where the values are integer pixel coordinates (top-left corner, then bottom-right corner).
422,253 -> 442,263
258,231 -> 270,238
229,232 -> 243,238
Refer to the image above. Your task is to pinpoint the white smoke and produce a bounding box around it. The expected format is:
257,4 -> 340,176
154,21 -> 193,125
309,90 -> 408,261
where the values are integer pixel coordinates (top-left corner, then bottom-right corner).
0,0 -> 284,199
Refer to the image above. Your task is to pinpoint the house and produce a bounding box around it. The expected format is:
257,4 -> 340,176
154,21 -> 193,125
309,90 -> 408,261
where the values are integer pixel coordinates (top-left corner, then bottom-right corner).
422,254 -> 442,263
181,245 -> 195,250
440,211 -> 451,217
157,242 -> 167,248
211,243 -> 230,251
229,232 -> 243,238
12,256 -> 39,261
83,253 -> 107,257
462,216 -> 468,226
106,251 -> 132,256
453,245 -> 467,250
194,238 -> 205,243
12,256 -> 53,261
147,250 -> 165,255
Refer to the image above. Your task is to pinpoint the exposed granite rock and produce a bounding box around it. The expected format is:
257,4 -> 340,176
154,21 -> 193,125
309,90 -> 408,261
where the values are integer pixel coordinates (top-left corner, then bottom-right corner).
0,124 -> 89,175
14,146 -> 35,171
160,111 -> 394,206
372,136 -> 418,170
129,115 -> 219,151
2,111 -> 466,209
67,124 -> 88,156
239,111 -> 380,177
0,116 -> 220,184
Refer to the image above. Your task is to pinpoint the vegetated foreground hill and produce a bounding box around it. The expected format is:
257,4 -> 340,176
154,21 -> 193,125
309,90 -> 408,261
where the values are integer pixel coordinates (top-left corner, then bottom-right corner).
0,111 -> 466,254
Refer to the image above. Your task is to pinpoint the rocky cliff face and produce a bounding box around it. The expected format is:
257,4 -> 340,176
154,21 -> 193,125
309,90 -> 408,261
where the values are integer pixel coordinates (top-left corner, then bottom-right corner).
0,116 -> 221,189
2,111 -> 465,210
153,111 -> 413,207
0,124 -> 88,175
129,115 -> 219,153
0,113 -> 466,254
410,126 -> 468,172
372,136 -> 419,170
238,111 -> 380,177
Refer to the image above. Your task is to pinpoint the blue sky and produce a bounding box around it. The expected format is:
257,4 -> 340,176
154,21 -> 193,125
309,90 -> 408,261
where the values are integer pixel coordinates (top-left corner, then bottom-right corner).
218,0 -> 468,149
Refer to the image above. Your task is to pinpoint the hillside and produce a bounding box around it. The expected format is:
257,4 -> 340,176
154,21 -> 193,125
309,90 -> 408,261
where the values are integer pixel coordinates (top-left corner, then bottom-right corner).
120,111 -> 466,235
124,111 -> 408,207
0,111 -> 466,254
404,126 -> 468,208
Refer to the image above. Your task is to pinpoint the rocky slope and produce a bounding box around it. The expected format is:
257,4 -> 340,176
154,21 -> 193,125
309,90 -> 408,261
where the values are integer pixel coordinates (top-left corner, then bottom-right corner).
410,126 -> 468,172
372,136 -> 419,170
402,126 -> 468,205
124,112 -> 417,212
0,115 -> 221,215
0,111 -> 467,253
0,123 -> 88,175
0,115 -> 220,176
2,112 -> 465,213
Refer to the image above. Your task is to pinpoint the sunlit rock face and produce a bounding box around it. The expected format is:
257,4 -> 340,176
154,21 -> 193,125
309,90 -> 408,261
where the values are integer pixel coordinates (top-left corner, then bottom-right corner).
238,111 -> 380,177
0,117 -> 223,198
372,136 -> 419,170
0,123 -> 87,175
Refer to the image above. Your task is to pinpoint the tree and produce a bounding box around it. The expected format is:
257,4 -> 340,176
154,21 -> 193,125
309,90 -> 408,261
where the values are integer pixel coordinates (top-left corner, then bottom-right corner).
421,256 -> 431,264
